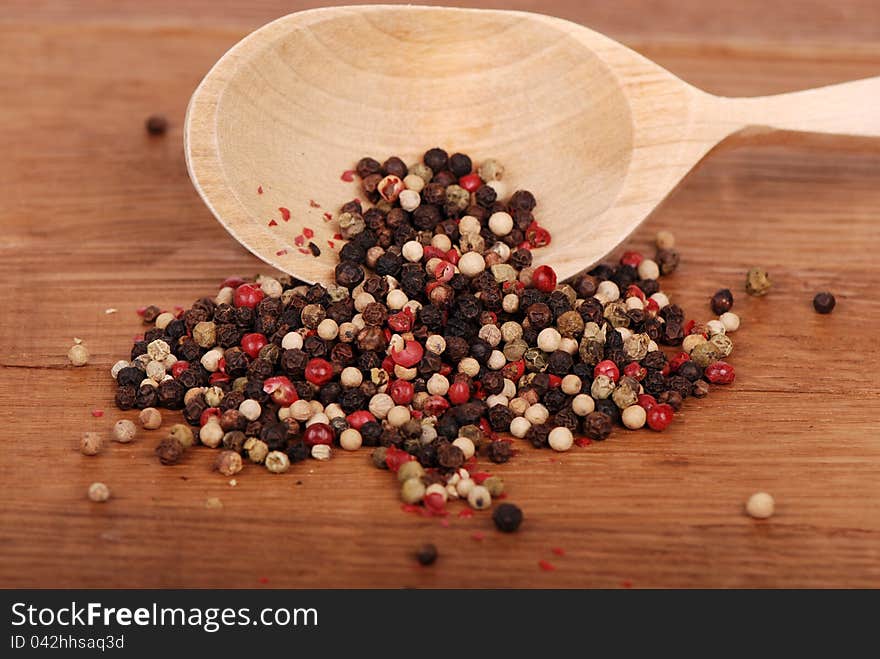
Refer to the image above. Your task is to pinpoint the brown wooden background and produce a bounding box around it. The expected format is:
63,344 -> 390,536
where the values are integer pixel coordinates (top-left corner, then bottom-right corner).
1,0 -> 878,588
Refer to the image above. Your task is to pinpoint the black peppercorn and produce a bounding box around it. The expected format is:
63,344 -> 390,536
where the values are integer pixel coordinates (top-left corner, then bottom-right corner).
677,360 -> 703,382
508,189 -> 536,212
656,248 -> 680,275
710,288 -> 734,315
487,404 -> 515,432
356,156 -> 381,178
117,366 -> 144,388
526,423 -> 550,448
813,292 -> 836,314
583,411 -> 613,440
157,379 -> 185,409
382,156 -> 407,178
416,543 -> 438,566
115,385 -> 137,410
448,152 -> 472,177
657,390 -> 684,411
486,440 -> 512,464
183,397 -> 207,426
335,261 -> 365,288
423,147 -> 448,172
492,503 -> 523,533
436,441 -> 465,469
145,114 -> 168,135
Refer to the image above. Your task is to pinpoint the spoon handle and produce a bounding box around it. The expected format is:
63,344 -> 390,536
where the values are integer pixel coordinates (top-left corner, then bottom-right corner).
714,76 -> 880,138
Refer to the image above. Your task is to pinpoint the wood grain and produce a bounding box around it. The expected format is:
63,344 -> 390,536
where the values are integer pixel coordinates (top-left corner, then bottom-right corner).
1,1 -> 878,589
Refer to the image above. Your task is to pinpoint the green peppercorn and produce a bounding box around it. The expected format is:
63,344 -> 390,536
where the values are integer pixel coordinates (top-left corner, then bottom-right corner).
483,475 -> 505,497
745,267 -> 772,296
690,341 -> 722,368
401,477 -> 426,504
371,447 -> 388,470
397,461 -> 425,483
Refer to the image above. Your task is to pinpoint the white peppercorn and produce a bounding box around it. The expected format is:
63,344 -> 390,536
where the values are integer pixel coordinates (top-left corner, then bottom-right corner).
80,431 -> 103,456
386,289 -> 408,310
317,318 -> 339,341
200,348 -> 224,372
649,292 -> 669,309
199,420 -> 224,448
339,428 -> 362,451
682,334 -> 707,353
245,438 -> 269,464
146,339 -> 171,362
706,320 -> 726,337
467,485 -> 492,510
509,397 -> 529,416
399,189 -> 421,212
68,343 -> 90,367
655,230 -> 675,250
204,386 -> 224,407
138,407 -> 162,430
487,350 -> 506,370
548,426 -> 574,452
306,413 -> 330,427
112,419 -> 137,443
488,211 -> 513,236
561,374 -> 582,395
458,357 -> 480,377
215,450 -> 243,476
719,311 -> 741,332
154,312 -> 175,329
572,394 -> 595,416
259,277 -> 283,298
622,405 -> 647,429
110,359 -> 129,379
596,280 -> 620,302
478,158 -> 504,181
452,436 -> 476,460
637,259 -> 660,280
281,332 -> 304,350
478,324 -> 502,347
88,482 -> 110,502
524,403 -> 549,425
311,445 -> 332,461
459,215 -> 481,234
368,393 -> 394,419
537,327 -> 562,352
387,405 -> 411,427
425,483 -> 448,502
403,173 -> 425,192
425,334 -> 446,355
458,252 -> 486,278
502,293 -> 519,313
265,450 -> 290,473
746,492 -> 775,519
239,399 -> 261,422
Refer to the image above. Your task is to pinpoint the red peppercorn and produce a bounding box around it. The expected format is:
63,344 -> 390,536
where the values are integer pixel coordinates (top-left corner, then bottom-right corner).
171,360 -> 189,378
625,284 -> 646,301
683,319 -> 696,336
390,340 -> 423,368
384,446 -> 415,473
502,359 -> 525,382
637,394 -> 657,411
434,260 -> 455,282
447,381 -> 470,405
620,251 -> 643,267
646,403 -> 674,431
532,265 -> 557,293
220,276 -> 247,289
624,362 -> 647,381
388,379 -> 414,405
387,308 -> 414,332
381,356 -> 396,374
704,361 -> 736,384
209,372 -> 229,384
423,395 -> 450,416
303,422 -> 334,447
444,248 -> 460,266
594,359 -> 620,383
547,374 -> 562,388
424,492 -> 447,515
200,407 -> 221,426
346,410 -> 376,430
304,358 -> 334,385
458,173 -> 482,192
233,283 -> 264,308
240,333 -> 268,359
262,376 -> 298,405
668,352 -> 690,373
525,221 -> 551,247
645,298 -> 660,315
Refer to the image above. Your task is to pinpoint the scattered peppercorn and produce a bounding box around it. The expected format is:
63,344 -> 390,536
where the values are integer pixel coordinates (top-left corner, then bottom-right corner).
745,267 -> 771,296
492,503 -> 523,533
80,432 -> 103,456
416,543 -> 438,566
746,492 -> 775,519
145,114 -> 168,135
812,292 -> 836,314
87,482 -> 110,502
100,148 -> 744,526
68,343 -> 90,367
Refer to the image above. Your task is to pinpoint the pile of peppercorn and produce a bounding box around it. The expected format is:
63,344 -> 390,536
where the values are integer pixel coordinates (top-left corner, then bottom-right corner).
110,147 -> 739,516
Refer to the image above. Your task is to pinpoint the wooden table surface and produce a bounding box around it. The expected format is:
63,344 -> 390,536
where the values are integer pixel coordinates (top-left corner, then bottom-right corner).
1,0 -> 879,589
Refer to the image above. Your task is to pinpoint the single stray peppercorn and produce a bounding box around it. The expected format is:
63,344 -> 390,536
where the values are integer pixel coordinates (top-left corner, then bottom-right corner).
812,292 -> 836,314
492,503 -> 523,533
416,543 -> 438,566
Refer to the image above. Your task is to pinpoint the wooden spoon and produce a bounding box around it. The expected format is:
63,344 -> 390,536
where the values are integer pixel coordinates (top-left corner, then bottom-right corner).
185,5 -> 879,284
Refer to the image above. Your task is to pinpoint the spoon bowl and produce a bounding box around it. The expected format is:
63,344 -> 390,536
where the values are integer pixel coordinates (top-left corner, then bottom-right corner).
186,5 -> 879,283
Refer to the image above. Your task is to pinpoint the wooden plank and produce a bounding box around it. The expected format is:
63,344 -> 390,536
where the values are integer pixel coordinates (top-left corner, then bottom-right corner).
1,1 -> 878,588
